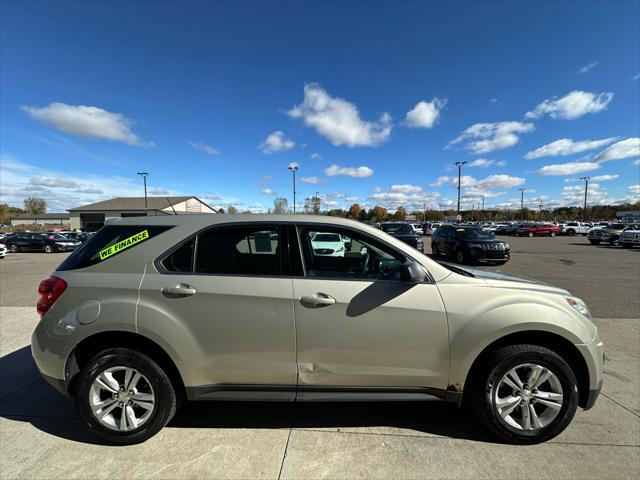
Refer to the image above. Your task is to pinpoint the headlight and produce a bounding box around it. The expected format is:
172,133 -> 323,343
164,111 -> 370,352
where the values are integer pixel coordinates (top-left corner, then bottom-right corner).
566,297 -> 592,320
504,243 -> 511,249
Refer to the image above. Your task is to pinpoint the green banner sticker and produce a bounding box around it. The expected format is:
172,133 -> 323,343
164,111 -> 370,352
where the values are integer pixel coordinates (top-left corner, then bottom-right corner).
99,229 -> 149,260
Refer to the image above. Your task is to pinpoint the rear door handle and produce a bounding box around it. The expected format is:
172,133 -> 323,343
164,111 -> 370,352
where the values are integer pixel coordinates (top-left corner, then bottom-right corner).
300,293 -> 336,308
161,283 -> 197,298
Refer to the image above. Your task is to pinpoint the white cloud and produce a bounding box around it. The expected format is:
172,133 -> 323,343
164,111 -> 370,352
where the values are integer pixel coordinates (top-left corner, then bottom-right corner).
449,121 -> 535,153
310,153 -> 322,159
469,159 -> 494,168
590,174 -> 619,182
261,188 -> 276,195
578,61 -> 598,74
634,73 -> 640,81
259,131 -> 295,154
431,176 -> 450,187
30,176 -> 78,188
430,173 -> 524,189
288,83 -> 391,147
628,184 -> 640,196
389,184 -> 422,193
525,90 -> 614,120
74,187 -> 103,194
22,102 -> 148,146
324,164 -> 373,178
634,159 -> 640,166
149,187 -> 169,195
525,137 -> 617,159
595,138 -> 640,162
496,160 -> 507,166
301,176 -> 322,184
189,141 -> 220,155
537,161 -> 601,176
404,98 -> 447,129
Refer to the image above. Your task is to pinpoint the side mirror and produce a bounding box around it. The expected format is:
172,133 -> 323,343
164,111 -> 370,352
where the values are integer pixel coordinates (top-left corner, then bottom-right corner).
400,261 -> 427,284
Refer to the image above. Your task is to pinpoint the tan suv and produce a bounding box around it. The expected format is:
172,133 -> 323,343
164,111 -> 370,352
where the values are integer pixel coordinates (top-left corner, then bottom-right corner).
31,215 -> 603,445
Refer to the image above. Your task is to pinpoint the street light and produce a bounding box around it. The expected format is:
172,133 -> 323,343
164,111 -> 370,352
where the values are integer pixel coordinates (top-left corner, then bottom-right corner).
454,161 -> 467,220
137,172 -> 149,215
518,187 -> 525,219
288,163 -> 298,214
579,176 -> 590,220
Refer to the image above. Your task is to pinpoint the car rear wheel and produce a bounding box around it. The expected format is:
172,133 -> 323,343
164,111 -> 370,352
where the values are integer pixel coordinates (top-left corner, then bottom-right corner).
550,232 -> 556,237
456,250 -> 466,264
75,348 -> 177,445
528,232 -> 534,238
9,244 -> 19,253
469,344 -> 578,444
43,245 -> 54,253
566,229 -> 575,236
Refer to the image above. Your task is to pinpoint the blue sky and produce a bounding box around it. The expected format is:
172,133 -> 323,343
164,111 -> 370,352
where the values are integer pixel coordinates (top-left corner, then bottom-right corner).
1,0 -> 639,213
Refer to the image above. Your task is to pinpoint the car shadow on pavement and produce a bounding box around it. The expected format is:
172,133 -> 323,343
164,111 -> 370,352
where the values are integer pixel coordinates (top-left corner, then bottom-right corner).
0,346 -> 495,445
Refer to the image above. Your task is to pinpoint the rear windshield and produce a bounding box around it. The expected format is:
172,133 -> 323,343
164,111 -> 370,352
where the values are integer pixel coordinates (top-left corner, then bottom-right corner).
58,225 -> 172,270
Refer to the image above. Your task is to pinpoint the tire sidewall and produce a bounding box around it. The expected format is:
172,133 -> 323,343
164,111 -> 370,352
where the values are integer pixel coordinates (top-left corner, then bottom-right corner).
44,245 -> 53,253
479,347 -> 578,444
75,349 -> 176,445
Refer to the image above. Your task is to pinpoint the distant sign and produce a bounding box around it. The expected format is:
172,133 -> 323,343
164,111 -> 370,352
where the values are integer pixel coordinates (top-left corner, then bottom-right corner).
185,198 -> 201,213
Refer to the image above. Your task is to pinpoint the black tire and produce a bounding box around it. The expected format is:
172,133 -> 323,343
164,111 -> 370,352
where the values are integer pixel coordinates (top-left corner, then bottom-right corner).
43,244 -> 54,253
456,249 -> 466,264
566,229 -> 575,236
9,244 -> 19,253
468,344 -> 578,444
75,348 -> 177,445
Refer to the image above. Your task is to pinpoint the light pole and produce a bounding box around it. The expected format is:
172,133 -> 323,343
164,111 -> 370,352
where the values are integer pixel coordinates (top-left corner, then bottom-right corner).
288,164 -> 298,214
455,161 -> 467,220
518,187 -> 525,219
579,176 -> 590,221
137,172 -> 148,215
538,198 -> 544,220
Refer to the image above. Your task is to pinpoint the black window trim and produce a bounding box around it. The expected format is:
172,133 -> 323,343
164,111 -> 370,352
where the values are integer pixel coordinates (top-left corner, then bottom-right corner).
155,221 -> 287,278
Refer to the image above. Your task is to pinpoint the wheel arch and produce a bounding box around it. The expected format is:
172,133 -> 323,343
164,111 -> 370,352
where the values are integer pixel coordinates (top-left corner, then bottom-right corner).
462,330 -> 590,408
65,330 -> 185,399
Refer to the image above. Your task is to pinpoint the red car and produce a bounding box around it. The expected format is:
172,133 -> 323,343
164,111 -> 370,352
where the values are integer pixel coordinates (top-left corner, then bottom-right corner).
516,223 -> 560,237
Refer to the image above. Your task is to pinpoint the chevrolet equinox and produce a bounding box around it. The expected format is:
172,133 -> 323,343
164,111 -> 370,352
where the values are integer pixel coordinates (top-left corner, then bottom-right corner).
31,215 -> 603,445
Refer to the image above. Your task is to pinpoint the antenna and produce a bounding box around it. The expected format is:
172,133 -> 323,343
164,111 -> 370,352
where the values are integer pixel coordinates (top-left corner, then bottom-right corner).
166,197 -> 178,215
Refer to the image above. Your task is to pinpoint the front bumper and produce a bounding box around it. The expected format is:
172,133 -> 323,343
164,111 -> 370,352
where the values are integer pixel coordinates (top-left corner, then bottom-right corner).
576,332 -> 605,410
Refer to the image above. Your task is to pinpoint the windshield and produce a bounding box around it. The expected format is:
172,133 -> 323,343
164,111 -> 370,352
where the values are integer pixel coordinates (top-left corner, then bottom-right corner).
606,224 -> 626,230
313,233 -> 341,242
381,224 -> 412,234
457,228 -> 494,240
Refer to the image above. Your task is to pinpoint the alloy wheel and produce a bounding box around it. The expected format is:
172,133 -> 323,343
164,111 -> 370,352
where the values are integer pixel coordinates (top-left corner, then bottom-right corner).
493,363 -> 563,431
89,366 -> 156,432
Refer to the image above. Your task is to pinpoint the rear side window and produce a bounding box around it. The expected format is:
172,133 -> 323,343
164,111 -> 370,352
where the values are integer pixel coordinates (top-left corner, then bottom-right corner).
194,226 -> 281,276
58,225 -> 172,270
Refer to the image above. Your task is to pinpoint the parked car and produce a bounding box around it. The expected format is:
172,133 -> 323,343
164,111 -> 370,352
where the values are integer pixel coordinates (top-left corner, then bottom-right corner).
605,223 -> 640,246
0,243 -> 6,259
516,224 -> 560,237
57,231 -> 95,242
431,225 -> 510,265
310,232 -> 346,257
587,223 -> 627,245
31,215 -> 603,445
561,222 -> 592,236
504,223 -> 529,235
4,232 -> 82,253
409,223 -> 422,234
379,223 -> 424,252
493,224 -> 510,235
620,228 -> 640,248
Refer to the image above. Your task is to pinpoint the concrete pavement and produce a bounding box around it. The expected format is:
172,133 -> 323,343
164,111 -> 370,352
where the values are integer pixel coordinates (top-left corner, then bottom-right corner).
1,306 -> 638,479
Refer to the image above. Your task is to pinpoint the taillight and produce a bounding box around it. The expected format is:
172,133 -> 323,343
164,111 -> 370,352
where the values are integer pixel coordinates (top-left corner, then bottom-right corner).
37,276 -> 67,316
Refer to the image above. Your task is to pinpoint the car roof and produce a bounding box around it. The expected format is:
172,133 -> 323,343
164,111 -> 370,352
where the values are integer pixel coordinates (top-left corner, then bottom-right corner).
112,214 -> 369,228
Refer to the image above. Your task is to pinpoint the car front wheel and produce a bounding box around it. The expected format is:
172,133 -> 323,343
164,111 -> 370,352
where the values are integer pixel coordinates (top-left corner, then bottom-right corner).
43,245 -> 54,253
469,344 -> 578,444
9,244 -> 19,253
75,348 -> 177,445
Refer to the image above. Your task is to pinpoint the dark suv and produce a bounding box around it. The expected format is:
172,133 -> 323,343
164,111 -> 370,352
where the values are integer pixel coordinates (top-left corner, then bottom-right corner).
431,225 -> 510,265
4,232 -> 81,253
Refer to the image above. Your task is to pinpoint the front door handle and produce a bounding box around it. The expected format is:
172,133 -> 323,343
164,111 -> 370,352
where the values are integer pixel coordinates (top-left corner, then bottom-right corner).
300,293 -> 336,308
161,283 -> 197,298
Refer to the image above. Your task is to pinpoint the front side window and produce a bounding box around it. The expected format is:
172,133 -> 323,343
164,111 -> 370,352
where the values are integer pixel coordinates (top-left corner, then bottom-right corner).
194,226 -> 281,276
298,226 -> 405,281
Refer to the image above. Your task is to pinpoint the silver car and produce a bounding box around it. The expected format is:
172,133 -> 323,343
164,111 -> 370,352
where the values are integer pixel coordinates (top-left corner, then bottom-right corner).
31,215 -> 603,445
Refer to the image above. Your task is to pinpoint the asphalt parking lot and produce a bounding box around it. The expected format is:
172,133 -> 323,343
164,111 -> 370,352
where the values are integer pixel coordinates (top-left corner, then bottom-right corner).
0,235 -> 638,479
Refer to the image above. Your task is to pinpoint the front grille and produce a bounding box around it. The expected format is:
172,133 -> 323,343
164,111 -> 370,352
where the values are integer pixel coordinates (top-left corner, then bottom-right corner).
314,248 -> 334,254
482,243 -> 506,251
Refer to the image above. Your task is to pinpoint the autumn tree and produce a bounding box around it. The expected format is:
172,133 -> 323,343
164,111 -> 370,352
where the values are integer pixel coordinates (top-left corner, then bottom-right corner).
0,203 -> 25,225
227,205 -> 238,214
368,205 -> 388,222
23,197 -> 47,215
393,207 -> 406,221
347,203 -> 362,220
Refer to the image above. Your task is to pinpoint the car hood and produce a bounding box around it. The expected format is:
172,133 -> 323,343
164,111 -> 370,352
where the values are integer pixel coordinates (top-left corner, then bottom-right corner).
440,262 -> 570,295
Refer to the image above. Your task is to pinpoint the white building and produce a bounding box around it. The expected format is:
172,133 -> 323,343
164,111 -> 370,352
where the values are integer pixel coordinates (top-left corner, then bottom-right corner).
68,196 -> 217,230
